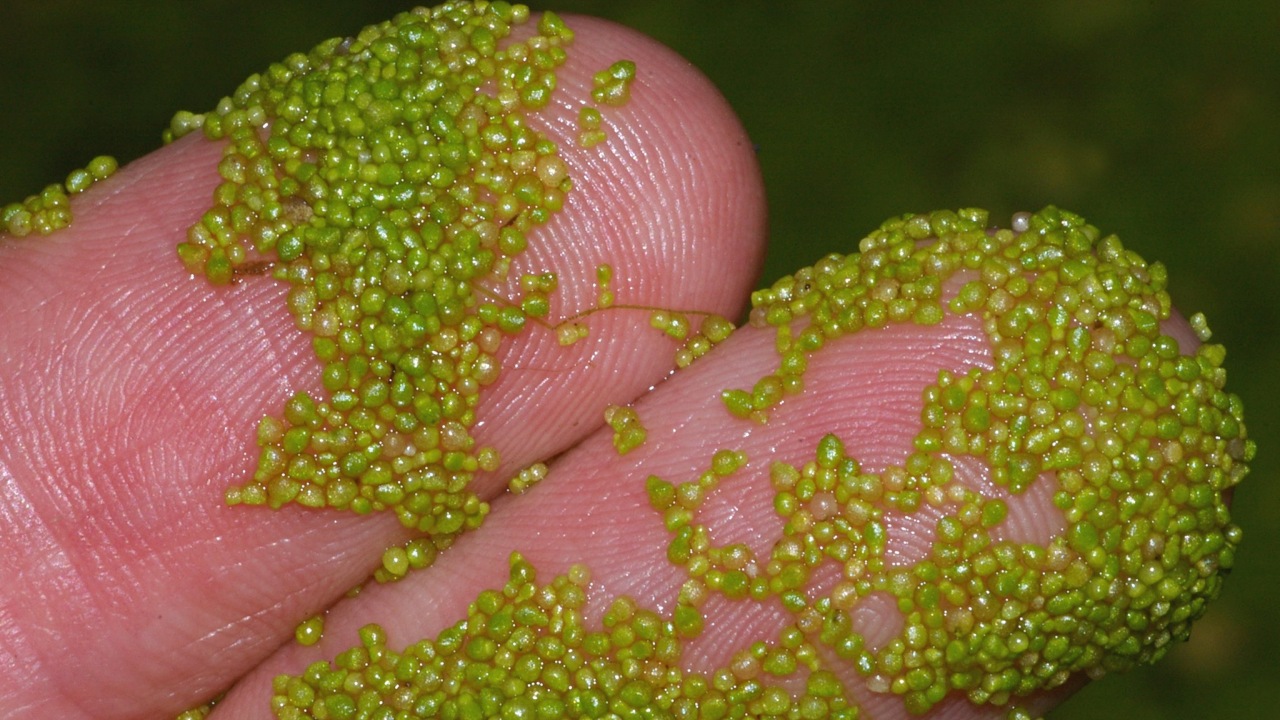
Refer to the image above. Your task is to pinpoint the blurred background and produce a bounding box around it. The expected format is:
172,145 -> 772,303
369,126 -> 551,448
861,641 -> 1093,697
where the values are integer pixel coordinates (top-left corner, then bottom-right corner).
1,1 -> 1274,717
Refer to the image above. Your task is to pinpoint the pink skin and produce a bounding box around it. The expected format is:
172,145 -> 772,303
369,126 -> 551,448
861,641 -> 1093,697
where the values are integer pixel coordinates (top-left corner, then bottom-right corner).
0,13 -> 1200,720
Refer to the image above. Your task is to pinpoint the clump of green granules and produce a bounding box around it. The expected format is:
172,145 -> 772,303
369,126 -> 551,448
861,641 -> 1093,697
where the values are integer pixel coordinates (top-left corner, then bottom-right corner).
271,554 -> 860,720
172,2 -> 592,537
571,60 -> 637,149
714,207 -> 1250,713
596,262 -> 615,308
649,309 -> 692,339
650,310 -> 737,369
273,207 -> 1249,719
592,59 -> 638,106
577,107 -> 606,148
665,312 -> 736,370
605,404 -> 646,455
1,155 -> 118,237
375,534 -> 448,583
294,614 -> 326,647
508,461 -> 548,494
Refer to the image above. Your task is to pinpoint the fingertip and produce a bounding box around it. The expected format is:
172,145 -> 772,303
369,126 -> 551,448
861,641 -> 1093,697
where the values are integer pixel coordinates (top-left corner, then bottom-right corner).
549,13 -> 768,307
464,13 -> 768,487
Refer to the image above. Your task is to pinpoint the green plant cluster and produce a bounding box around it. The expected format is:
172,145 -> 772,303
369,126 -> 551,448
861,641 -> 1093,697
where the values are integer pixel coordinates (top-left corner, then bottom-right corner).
171,2 -> 582,543
270,206 -> 1250,719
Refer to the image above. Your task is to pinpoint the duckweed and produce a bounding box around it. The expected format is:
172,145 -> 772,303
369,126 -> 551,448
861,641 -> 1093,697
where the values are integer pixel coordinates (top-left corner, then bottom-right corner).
672,312 -> 735,369
295,614 -> 326,647
2,155 -> 118,237
17,0 -> 1245,716
605,404 -> 646,455
593,60 -> 638,107
169,3 -> 627,543
650,309 -> 691,340
508,461 -> 549,494
596,263 -> 616,308
273,554 -> 860,720
374,535 -> 448,583
275,207 -> 1249,720
570,58 -> 639,151
577,106 -> 606,148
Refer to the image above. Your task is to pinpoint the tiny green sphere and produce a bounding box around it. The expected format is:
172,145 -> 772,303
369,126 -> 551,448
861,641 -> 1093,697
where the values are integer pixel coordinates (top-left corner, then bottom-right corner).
323,693 -> 357,720
294,614 -> 325,646
64,168 -> 95,195
87,155 -> 119,180
381,546 -> 410,578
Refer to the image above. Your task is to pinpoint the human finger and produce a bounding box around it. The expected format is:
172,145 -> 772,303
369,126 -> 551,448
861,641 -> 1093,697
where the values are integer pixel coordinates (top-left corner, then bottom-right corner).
0,9 -> 763,718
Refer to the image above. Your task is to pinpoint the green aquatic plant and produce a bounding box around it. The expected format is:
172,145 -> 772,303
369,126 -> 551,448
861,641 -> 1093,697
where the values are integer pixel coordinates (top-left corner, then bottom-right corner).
269,207 -> 1250,719
168,2 -> 587,544
2,154 -> 117,236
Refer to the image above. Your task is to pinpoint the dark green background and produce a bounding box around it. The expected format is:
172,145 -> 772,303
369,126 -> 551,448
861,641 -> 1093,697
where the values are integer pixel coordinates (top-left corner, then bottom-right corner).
1,2 -> 1274,718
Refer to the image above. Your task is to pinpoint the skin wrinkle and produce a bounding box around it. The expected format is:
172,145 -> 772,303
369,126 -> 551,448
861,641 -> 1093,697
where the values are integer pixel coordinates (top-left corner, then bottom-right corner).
542,18 -> 723,263
507,21 -> 729,315
0,610 -> 44,716
882,503 -> 946,569
105,435 -> 244,567
72,236 -> 129,292
568,58 -> 742,314
76,156 -> 147,217
683,592 -> 799,672
485,452 -> 680,612
76,492 -> 154,612
21,536 -> 110,718
148,515 -> 412,708
98,283 -> 308,527
15,430 -> 210,715
0,245 -> 70,318
793,316 -> 995,473
3,154 -> 240,548
1,256 -> 66,315
527,166 -> 627,312
473,259 -> 727,485
638,166 -> 690,294
181,577 -> 309,651
121,600 -> 294,719
0,464 -> 76,676
211,286 -> 315,403
111,516 -> 398,714
101,274 -> 313,523
972,461 -> 1065,547
84,316 -> 178,465
56,345 -> 169,489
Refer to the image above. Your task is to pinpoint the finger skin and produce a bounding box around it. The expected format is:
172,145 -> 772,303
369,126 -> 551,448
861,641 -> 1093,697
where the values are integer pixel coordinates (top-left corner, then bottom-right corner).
0,14 -> 763,719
